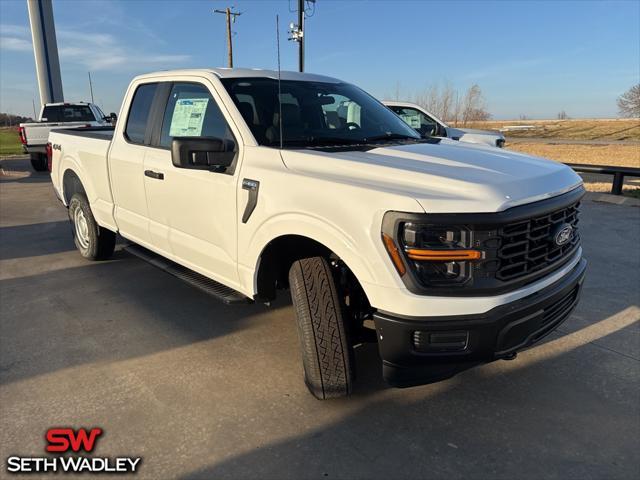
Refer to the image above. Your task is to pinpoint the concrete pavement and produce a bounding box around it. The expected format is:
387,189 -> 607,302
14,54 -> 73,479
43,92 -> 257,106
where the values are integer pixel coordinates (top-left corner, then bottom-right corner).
1,156 -> 638,479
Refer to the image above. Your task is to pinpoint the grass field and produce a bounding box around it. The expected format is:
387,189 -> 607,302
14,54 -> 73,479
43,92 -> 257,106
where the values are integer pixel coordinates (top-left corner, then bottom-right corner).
0,127 -> 23,156
505,142 -> 640,197
467,118 -> 640,142
506,142 -> 640,168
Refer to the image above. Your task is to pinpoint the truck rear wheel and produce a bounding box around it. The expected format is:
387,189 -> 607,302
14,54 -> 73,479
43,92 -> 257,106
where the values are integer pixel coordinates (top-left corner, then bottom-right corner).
30,153 -> 48,172
289,257 -> 354,399
68,193 -> 116,260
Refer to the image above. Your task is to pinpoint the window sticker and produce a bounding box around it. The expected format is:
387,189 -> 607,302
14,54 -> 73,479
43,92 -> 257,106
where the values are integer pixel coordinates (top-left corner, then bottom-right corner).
399,113 -> 421,129
169,98 -> 209,136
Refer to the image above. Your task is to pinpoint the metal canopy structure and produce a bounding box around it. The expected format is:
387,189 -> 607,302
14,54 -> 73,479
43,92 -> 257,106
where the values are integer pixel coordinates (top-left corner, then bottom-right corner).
27,0 -> 64,109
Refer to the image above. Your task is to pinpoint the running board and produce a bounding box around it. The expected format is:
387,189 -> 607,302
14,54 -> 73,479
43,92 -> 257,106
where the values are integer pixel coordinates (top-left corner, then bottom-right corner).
124,244 -> 251,305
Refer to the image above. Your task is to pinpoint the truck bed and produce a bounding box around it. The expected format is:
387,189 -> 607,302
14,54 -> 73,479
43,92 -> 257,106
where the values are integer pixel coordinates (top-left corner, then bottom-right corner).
49,126 -> 117,231
20,123 -> 109,152
55,126 -> 115,140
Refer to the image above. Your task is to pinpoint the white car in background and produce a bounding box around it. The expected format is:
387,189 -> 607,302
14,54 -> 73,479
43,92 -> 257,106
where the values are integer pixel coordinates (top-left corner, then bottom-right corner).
384,100 -> 505,148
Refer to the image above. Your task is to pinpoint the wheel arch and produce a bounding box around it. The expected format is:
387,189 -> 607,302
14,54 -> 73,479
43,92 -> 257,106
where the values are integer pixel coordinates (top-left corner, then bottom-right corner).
62,168 -> 86,205
253,232 -> 372,304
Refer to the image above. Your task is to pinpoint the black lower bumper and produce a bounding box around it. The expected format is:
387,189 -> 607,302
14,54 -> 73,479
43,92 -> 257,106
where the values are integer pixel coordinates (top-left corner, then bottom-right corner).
373,258 -> 587,387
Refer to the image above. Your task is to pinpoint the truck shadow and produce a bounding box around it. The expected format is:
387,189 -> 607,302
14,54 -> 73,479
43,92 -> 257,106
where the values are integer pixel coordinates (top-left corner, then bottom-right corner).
0,171 -> 52,184
0,157 -> 51,184
0,221 -> 74,259
0,250 -> 289,386
180,316 -> 639,480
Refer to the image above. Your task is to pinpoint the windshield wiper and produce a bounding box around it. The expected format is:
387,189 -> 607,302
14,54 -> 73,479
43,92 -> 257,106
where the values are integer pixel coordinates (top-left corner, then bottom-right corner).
306,137 -> 362,145
363,133 -> 421,143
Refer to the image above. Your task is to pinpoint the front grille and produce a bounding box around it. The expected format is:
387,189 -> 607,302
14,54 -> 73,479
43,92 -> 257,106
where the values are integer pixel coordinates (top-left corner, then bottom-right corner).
494,201 -> 581,281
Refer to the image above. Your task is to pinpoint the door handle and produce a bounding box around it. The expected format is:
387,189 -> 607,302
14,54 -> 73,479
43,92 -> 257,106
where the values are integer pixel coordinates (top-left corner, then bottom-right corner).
144,170 -> 164,180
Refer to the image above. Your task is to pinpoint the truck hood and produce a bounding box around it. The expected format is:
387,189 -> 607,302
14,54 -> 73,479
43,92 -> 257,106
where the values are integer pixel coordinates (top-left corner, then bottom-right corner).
280,140 -> 582,213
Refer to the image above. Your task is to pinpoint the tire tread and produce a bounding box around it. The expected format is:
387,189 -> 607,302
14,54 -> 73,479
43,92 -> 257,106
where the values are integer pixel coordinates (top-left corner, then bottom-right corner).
289,257 -> 353,399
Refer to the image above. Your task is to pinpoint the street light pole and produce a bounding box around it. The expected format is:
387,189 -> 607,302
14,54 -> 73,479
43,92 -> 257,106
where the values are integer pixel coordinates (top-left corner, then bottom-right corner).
88,71 -> 95,104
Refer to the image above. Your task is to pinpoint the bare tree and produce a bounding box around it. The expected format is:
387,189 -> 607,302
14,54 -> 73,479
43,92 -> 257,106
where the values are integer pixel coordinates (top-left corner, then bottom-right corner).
461,84 -> 491,126
408,82 -> 491,126
617,84 -> 640,117
557,110 -> 568,120
394,81 -> 401,101
412,81 -> 464,125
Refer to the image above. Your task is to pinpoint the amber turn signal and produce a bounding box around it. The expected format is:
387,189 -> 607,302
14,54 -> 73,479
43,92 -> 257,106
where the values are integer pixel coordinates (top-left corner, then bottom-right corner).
405,249 -> 482,261
382,233 -> 407,276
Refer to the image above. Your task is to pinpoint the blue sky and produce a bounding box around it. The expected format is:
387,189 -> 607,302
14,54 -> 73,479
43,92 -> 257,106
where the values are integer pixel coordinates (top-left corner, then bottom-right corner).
1,0 -> 638,119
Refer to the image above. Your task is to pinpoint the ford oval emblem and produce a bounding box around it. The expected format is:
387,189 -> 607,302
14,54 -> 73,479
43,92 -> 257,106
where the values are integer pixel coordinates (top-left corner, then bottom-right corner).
554,224 -> 574,246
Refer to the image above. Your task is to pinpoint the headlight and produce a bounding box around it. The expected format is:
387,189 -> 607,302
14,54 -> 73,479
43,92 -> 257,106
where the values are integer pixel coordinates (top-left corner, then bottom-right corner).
382,217 -> 483,288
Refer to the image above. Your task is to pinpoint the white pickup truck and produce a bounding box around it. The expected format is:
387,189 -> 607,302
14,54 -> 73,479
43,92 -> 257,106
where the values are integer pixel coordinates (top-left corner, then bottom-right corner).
49,69 -> 586,399
19,102 -> 114,171
383,100 -> 506,148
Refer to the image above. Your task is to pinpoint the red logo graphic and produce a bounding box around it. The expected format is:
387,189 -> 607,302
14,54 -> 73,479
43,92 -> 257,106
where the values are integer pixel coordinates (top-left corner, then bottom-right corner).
45,428 -> 103,453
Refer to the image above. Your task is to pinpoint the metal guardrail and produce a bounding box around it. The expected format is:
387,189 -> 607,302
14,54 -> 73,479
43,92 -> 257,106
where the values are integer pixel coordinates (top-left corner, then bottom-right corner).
563,163 -> 640,195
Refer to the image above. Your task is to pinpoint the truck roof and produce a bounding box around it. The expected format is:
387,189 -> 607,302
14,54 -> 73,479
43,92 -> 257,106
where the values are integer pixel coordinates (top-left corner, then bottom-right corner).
134,68 -> 342,84
43,102 -> 93,106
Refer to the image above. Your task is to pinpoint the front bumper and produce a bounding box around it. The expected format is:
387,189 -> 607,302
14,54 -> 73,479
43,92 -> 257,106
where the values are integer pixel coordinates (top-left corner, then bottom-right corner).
373,258 -> 587,387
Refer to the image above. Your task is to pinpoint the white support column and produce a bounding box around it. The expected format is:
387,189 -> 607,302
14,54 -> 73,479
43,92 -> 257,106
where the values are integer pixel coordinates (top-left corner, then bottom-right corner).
27,0 -> 64,109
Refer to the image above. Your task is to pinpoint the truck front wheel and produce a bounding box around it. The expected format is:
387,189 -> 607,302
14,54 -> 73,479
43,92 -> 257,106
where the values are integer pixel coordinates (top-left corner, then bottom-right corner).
289,257 -> 354,399
30,153 -> 48,172
68,193 -> 116,260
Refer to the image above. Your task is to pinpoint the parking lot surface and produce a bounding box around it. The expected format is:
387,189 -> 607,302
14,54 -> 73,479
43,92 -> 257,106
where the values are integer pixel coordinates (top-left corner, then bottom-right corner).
1,156 -> 639,479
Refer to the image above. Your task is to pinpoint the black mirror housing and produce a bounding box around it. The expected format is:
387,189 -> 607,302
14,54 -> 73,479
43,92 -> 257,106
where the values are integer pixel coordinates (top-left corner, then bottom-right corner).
171,137 -> 235,173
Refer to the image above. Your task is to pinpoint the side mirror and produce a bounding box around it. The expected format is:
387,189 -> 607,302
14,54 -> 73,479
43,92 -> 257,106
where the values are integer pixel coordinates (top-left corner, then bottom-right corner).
419,123 -> 439,138
171,137 -> 235,172
109,112 -> 117,122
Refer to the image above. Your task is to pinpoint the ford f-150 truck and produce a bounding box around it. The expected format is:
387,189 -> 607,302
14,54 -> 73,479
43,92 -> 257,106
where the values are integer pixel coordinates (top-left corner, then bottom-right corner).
19,102 -> 114,171
384,100 -> 506,148
49,69 -> 586,399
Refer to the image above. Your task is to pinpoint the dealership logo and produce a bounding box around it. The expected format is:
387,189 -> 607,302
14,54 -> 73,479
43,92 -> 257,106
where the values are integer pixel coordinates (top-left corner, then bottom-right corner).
553,224 -> 573,246
6,427 -> 141,474
46,427 -> 103,452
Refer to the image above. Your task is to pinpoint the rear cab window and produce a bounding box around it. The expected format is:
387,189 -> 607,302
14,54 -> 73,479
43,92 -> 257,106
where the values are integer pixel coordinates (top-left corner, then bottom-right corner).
125,83 -> 159,144
42,105 -> 96,123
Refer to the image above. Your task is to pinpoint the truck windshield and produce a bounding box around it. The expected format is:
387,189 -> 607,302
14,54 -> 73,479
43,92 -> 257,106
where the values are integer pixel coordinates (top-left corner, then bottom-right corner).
41,105 -> 95,123
221,78 -> 420,148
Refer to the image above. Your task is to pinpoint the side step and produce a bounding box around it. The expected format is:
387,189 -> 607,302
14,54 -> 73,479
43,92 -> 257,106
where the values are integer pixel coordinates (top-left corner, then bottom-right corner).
124,244 -> 251,305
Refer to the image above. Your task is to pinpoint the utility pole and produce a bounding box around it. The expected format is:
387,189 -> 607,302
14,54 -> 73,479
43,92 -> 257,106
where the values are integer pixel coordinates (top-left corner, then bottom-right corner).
297,0 -> 304,72
214,7 -> 242,68
288,0 -> 315,72
88,71 -> 95,103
